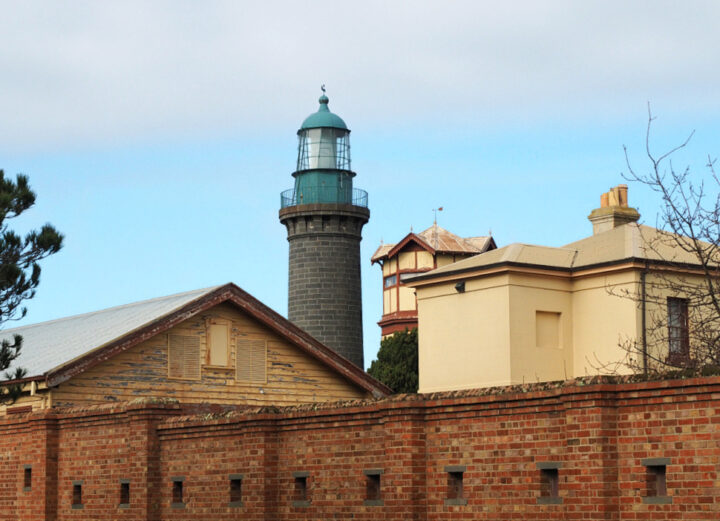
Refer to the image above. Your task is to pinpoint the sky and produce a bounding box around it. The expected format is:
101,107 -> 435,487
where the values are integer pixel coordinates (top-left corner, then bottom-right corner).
2,1 -> 720,369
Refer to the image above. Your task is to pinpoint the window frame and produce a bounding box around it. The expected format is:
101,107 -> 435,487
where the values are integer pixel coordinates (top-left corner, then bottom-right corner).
667,297 -> 689,365
383,274 -> 397,288
205,318 -> 232,368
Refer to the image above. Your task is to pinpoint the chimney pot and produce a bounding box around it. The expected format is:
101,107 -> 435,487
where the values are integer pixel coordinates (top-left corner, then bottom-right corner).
607,187 -> 620,207
617,184 -> 628,207
588,184 -> 640,234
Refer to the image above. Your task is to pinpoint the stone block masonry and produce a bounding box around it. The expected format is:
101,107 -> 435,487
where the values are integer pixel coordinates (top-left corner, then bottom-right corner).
1,376 -> 720,520
280,203 -> 369,368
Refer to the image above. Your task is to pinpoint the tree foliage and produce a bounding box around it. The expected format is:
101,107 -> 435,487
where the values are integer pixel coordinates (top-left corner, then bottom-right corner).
367,328 -> 418,393
617,107 -> 720,375
0,170 -> 63,402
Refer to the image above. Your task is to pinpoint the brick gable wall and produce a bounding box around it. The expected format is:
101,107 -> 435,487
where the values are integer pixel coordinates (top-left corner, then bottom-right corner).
1,377 -> 719,520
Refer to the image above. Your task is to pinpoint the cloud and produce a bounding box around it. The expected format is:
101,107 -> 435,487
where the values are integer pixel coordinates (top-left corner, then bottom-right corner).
2,0 -> 720,149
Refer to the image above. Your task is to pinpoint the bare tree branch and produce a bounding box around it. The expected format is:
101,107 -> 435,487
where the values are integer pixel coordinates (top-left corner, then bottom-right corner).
608,108 -> 720,375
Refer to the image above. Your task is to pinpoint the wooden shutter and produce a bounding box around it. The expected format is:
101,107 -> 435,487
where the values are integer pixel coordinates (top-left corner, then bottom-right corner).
236,339 -> 267,383
207,323 -> 230,366
168,334 -> 201,379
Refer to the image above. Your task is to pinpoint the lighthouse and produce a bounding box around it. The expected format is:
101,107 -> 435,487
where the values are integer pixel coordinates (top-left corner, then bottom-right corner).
279,90 -> 369,368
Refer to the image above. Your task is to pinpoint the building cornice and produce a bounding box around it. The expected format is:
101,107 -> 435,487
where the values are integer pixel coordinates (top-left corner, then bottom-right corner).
406,257 -> 714,288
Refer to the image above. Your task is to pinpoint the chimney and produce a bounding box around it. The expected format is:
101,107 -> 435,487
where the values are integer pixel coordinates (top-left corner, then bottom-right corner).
587,184 -> 640,235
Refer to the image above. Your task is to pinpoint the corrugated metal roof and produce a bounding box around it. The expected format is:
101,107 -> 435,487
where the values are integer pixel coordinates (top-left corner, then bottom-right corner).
416,225 -> 491,254
371,225 -> 493,262
370,243 -> 393,263
465,236 -> 495,251
1,286 -> 220,377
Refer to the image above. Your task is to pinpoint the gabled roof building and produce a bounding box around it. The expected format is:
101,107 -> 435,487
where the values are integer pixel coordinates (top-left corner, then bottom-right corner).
0,283 -> 389,415
0,92 -> 390,415
371,224 -> 496,336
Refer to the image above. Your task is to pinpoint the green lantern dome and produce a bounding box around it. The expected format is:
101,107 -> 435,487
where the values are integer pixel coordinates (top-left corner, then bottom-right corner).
300,94 -> 348,130
280,89 -> 368,210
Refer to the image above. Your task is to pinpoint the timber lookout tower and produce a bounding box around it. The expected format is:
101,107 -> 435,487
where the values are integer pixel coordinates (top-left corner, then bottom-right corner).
279,91 -> 369,368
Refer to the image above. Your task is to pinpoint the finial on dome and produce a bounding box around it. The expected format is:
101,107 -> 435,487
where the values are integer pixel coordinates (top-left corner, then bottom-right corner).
300,87 -> 347,129
319,84 -> 329,105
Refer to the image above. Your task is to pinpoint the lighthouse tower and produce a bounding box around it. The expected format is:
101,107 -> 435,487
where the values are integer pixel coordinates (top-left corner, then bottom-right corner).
279,91 -> 369,368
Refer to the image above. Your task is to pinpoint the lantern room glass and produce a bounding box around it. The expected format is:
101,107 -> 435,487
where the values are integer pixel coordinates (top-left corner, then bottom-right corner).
297,127 -> 351,171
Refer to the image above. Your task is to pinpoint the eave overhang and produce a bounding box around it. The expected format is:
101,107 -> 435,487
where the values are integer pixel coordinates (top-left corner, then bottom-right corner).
405,257 -> 713,288
16,284 -> 390,398
385,233 -> 436,259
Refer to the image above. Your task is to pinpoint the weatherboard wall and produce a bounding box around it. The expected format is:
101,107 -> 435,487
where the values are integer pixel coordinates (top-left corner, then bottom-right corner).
49,302 -> 368,408
0,391 -> 47,416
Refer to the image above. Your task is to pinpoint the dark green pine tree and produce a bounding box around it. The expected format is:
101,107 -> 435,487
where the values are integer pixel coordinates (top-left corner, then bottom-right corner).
0,170 -> 63,402
367,327 -> 418,394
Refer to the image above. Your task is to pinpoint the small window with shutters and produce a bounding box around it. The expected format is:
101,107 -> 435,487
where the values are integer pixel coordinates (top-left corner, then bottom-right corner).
236,338 -> 267,383
206,319 -> 231,367
168,334 -> 201,380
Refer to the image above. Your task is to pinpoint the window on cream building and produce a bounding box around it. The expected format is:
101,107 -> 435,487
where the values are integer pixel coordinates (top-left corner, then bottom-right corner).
667,297 -> 689,364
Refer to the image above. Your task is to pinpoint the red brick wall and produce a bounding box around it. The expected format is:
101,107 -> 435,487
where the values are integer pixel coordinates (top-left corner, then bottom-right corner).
1,377 -> 719,520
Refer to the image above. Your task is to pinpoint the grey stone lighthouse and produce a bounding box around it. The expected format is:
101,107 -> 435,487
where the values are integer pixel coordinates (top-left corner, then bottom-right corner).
279,91 -> 369,368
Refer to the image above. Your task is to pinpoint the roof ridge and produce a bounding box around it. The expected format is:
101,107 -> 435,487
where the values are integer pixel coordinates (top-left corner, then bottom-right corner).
2,285 -> 223,333
498,242 -> 576,250
459,236 -> 489,251
419,223 -> 457,236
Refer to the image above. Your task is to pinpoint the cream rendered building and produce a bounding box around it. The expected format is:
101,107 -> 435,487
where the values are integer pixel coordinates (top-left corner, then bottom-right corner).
409,185 -> 707,393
